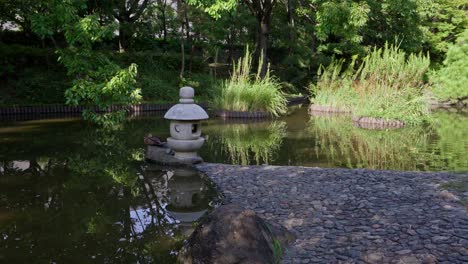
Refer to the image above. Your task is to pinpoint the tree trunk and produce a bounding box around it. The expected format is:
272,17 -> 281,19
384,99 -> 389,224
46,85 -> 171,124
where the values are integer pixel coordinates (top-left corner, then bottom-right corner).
162,10 -> 167,41
158,0 -> 168,41
118,22 -> 129,53
177,0 -> 185,79
286,0 -> 295,53
258,17 -> 270,79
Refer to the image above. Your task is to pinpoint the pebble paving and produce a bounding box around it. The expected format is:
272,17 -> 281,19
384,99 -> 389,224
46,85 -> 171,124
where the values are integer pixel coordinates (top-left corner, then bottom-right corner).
196,163 -> 468,264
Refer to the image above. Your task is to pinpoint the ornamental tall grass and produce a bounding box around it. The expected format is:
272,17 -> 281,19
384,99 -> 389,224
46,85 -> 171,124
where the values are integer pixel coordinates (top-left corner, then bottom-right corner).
213,49 -> 287,117
310,43 -> 431,125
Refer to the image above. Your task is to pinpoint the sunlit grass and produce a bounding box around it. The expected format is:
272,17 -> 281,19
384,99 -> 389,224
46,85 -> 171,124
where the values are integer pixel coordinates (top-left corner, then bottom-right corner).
212,49 -> 287,117
310,43 -> 431,125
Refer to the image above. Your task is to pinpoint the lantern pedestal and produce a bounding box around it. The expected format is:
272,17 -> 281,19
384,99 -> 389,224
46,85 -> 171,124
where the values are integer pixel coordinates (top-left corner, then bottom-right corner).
167,137 -> 204,159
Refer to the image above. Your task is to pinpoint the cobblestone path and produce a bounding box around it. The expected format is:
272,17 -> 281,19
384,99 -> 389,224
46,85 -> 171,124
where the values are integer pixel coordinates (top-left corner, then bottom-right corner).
196,163 -> 468,264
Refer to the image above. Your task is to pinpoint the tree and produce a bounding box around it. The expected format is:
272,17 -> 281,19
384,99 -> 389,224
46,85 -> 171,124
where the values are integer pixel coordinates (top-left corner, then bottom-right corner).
0,0 -> 41,38
107,0 -> 153,52
430,29 -> 468,101
32,0 -> 142,127
188,0 -> 278,78
418,0 -> 468,62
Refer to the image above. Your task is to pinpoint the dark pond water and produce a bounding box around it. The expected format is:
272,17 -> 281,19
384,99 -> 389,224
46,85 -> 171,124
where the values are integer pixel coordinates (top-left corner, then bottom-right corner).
0,106 -> 467,262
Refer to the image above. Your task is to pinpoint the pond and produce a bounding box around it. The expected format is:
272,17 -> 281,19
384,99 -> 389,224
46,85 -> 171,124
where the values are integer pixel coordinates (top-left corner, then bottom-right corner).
0,106 -> 467,262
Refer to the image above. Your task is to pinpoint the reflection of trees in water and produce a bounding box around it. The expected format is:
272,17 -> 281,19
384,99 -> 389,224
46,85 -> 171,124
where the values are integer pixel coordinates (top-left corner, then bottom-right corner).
0,116 -> 219,262
0,129 -> 183,263
309,116 -> 431,170
428,112 -> 468,171
205,121 -> 287,165
308,113 -> 468,171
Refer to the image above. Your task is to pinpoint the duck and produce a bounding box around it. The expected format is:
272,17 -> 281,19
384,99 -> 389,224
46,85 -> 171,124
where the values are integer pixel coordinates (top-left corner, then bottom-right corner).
144,134 -> 167,147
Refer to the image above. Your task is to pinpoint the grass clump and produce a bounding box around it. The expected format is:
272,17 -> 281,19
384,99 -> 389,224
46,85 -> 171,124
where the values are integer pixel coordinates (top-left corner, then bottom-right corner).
310,43 -> 431,125
213,49 -> 287,117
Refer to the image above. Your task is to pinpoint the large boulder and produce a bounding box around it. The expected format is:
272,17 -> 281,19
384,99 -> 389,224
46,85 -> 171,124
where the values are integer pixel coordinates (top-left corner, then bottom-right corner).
178,204 -> 295,264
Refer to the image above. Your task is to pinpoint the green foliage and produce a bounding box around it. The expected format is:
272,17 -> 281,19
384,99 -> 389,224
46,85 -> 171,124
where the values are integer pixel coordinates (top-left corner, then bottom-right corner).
430,29 -> 468,101
31,2 -> 142,127
315,1 -> 370,55
116,51 -> 217,103
187,0 -> 237,19
418,0 -> 468,61
364,0 -> 424,53
311,44 -> 431,125
0,44 -> 69,105
1,0 -> 467,108
213,49 -> 287,116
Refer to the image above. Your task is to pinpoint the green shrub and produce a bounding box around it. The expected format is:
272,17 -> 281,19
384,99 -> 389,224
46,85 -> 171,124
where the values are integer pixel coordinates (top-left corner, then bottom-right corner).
212,49 -> 288,116
310,43 -> 431,125
430,29 -> 468,101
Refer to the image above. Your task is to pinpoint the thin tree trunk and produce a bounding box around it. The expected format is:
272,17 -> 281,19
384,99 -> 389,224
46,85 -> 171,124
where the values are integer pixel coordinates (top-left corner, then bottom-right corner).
286,0 -> 295,54
180,40 -> 185,79
184,3 -> 190,41
179,22 -> 185,79
119,23 -> 128,53
178,0 -> 186,79
158,0 -> 168,41
258,17 -> 270,78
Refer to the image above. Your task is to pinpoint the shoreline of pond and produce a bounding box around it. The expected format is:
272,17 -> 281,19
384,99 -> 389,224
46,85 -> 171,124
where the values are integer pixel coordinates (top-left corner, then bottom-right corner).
196,163 -> 468,263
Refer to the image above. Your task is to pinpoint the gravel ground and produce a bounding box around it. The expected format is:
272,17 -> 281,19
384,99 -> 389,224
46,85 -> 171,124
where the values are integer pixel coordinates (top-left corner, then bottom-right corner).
196,163 -> 468,264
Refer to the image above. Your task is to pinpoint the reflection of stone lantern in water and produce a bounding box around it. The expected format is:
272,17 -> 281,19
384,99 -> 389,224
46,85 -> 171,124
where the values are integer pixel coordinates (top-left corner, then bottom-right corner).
129,166 -> 213,237
165,168 -> 208,223
164,87 -> 209,164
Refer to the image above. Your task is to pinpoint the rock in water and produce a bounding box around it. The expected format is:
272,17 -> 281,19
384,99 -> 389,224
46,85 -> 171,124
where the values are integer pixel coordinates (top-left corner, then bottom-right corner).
178,204 -> 295,264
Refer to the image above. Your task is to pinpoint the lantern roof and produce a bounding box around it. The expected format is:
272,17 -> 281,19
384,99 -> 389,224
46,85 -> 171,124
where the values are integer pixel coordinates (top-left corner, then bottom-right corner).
164,87 -> 209,121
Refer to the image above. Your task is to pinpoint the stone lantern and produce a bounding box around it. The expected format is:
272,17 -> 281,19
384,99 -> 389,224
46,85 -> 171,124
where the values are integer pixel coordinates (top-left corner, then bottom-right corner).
164,87 -> 209,164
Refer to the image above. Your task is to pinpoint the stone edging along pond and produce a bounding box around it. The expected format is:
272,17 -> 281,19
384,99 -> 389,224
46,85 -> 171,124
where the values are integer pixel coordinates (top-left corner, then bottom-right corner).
214,96 -> 309,119
215,110 -> 269,119
308,104 -> 352,114
352,116 -> 405,129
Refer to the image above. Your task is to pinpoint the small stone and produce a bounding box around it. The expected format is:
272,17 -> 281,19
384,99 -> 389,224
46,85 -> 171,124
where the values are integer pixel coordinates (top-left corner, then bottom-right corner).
431,235 -> 449,243
439,190 -> 460,201
363,252 -> 384,263
396,255 -> 420,264
396,249 -> 412,255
